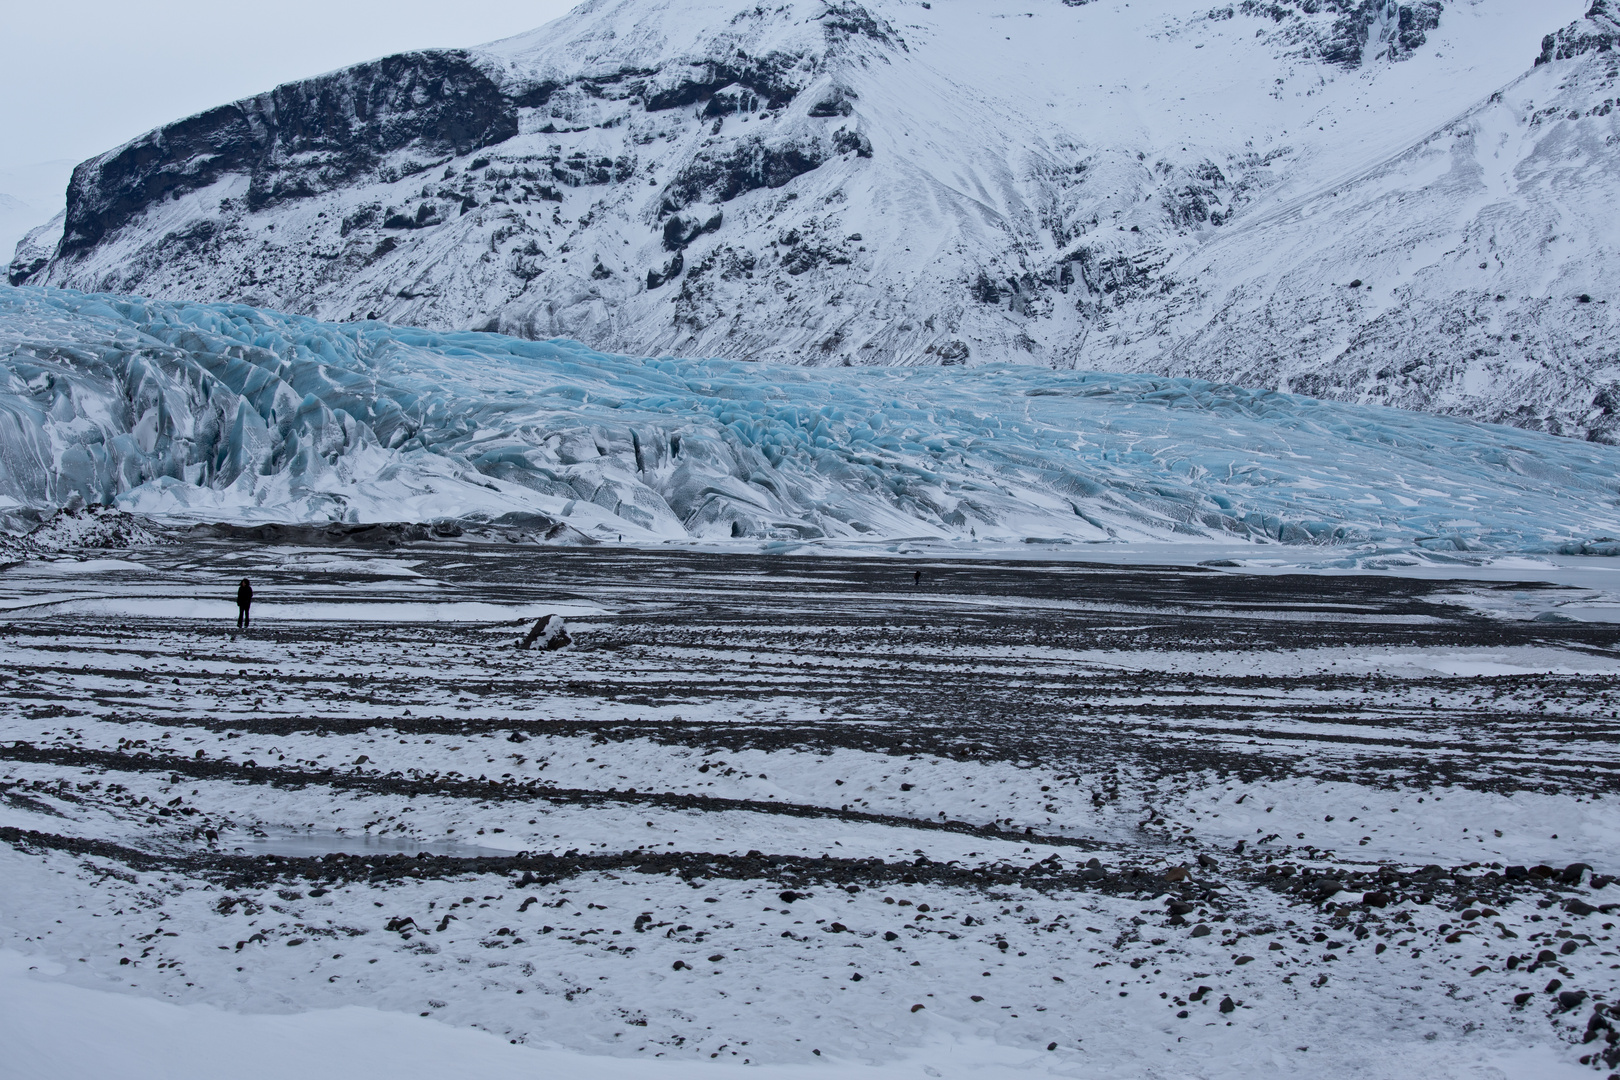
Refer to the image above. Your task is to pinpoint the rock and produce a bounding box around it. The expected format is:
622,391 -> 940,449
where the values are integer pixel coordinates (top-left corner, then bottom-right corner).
1514,992 -> 1534,1006
1537,949 -> 1559,965
779,890 -> 801,903
1190,924 -> 1211,938
1537,1 -> 1620,65
1567,898 -> 1599,917
1166,900 -> 1195,916
884,931 -> 899,941
1196,854 -> 1219,871
1562,862 -> 1593,885
1362,891 -> 1391,908
1234,955 -> 1254,965
1562,940 -> 1580,955
1504,865 -> 1529,880
1219,996 -> 1236,1013
1547,979 -> 1564,993
1559,990 -> 1590,1012
1164,866 -> 1189,882
519,614 -> 572,650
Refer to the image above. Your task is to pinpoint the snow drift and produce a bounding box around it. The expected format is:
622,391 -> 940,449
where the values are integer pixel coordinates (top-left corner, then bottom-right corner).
4,284 -> 1620,552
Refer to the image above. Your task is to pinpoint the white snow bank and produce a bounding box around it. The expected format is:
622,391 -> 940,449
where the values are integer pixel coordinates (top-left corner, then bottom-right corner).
0,949 -> 1586,1080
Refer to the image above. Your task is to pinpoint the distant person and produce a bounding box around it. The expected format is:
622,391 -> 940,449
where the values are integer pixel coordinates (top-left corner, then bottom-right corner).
913,569 -> 921,586
236,578 -> 253,629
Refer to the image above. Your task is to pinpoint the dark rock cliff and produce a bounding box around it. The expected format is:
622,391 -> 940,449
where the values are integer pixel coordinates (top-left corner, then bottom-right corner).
57,50 -> 517,260
1537,1 -> 1620,65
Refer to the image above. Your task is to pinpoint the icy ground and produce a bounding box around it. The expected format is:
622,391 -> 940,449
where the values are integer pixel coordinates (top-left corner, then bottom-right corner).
5,544 -> 1620,1077
8,285 -> 1620,553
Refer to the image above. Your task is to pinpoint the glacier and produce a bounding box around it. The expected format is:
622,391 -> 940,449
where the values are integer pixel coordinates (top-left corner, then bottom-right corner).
4,284 -> 1620,553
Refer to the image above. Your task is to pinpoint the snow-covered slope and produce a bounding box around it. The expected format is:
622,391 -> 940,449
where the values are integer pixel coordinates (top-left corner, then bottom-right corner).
6,284 -> 1620,551
12,0 -> 1616,438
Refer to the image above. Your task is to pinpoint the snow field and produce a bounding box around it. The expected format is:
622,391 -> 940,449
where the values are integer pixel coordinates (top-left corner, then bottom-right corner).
5,544 -> 1620,1076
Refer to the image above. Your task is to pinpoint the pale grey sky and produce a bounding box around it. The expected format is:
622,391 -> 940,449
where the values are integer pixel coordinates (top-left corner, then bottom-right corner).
0,0 -> 579,173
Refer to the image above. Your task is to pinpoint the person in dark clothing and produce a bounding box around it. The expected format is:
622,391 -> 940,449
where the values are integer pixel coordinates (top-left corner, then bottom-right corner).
236,578 -> 253,629
913,569 -> 921,586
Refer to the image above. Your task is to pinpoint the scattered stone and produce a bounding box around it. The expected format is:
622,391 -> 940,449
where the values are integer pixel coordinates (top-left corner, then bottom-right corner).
1190,924 -> 1211,938
1562,863 -> 1594,886
519,615 -> 572,651
1559,990 -> 1590,1012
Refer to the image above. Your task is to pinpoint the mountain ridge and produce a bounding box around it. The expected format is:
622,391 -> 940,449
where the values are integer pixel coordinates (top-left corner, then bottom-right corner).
11,0 -> 1617,439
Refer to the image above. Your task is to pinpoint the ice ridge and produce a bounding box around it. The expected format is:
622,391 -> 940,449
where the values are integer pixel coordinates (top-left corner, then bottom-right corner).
3,284 -> 1620,552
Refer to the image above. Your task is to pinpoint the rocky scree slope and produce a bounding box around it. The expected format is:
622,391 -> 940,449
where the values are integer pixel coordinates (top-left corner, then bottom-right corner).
11,0 -> 1619,439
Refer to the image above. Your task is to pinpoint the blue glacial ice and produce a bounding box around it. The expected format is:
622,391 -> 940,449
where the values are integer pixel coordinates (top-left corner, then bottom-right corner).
4,284 -> 1620,553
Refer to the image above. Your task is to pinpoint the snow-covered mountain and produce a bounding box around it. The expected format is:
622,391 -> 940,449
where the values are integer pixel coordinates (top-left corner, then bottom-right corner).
11,0 -> 1618,438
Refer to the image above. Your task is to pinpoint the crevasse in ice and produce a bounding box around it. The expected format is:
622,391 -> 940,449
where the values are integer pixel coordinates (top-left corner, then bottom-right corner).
3,284 -> 1620,551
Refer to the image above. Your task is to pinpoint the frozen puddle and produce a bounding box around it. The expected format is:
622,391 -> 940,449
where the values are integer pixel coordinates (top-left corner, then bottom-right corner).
217,830 -> 514,859
4,598 -> 606,623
